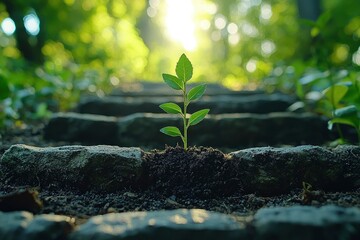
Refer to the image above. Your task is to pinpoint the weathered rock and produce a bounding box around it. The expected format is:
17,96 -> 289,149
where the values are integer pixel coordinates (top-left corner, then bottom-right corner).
117,113 -> 181,148
23,214 -> 74,240
69,209 -> 247,240
44,112 -> 118,144
227,145 -> 360,196
117,113 -> 330,148
77,93 -> 295,116
111,81 -> 264,97
44,112 -> 333,149
0,211 -> 32,240
0,206 -> 358,240
332,145 -> 360,189
44,112 -> 331,148
254,205 -> 360,240
0,211 -> 73,240
0,144 -> 143,191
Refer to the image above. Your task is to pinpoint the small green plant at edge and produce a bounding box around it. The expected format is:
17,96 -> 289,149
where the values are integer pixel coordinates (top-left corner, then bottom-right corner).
159,53 -> 209,151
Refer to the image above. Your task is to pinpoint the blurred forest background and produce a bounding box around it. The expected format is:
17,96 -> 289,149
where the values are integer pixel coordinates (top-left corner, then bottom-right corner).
0,0 -> 359,131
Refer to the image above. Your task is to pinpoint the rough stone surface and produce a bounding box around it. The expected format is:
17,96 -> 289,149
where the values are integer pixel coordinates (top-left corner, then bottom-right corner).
111,81 -> 264,97
0,206 -> 359,240
69,209 -> 247,240
44,112 -> 118,144
254,205 -> 360,240
77,93 -> 295,116
0,144 -> 143,191
44,112 -> 331,148
0,211 -> 73,240
332,145 -> 360,189
227,145 -> 360,195
2,144 -> 357,196
117,113 -> 330,148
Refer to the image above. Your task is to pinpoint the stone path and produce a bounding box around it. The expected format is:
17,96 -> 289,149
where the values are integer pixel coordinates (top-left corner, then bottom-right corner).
1,144 -> 359,195
1,206 -> 359,240
44,82 -> 337,148
0,145 -> 358,240
1,82 -> 359,239
77,93 -> 295,115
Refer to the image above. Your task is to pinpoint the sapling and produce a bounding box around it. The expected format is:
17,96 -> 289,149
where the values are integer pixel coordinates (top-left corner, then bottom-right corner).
159,54 -> 209,150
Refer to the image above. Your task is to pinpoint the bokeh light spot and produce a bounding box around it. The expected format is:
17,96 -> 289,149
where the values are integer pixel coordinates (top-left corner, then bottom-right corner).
24,13 -> 40,36
1,18 -> 16,36
246,59 -> 257,72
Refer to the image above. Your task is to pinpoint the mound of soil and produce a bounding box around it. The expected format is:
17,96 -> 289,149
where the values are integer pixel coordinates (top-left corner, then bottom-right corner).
143,146 -> 242,198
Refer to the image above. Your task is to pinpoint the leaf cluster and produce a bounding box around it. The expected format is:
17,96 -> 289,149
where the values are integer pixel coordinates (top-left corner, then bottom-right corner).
322,80 -> 360,144
159,54 -> 209,150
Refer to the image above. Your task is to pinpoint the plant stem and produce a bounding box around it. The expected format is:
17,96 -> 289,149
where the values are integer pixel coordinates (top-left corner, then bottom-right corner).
336,124 -> 345,143
182,86 -> 188,150
329,75 -> 345,142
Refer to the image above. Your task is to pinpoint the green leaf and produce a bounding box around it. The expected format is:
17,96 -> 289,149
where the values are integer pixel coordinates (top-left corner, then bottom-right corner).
316,11 -> 331,28
162,74 -> 183,90
159,102 -> 182,114
188,109 -> 209,126
323,85 -> 348,107
35,103 -> 51,118
299,19 -> 317,28
328,118 -> 357,130
176,54 -> 193,82
160,126 -> 182,137
299,71 -> 328,85
188,84 -> 206,101
328,105 -> 359,130
334,105 -> 358,118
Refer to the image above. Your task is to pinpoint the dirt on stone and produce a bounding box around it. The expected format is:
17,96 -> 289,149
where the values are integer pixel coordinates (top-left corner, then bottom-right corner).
0,123 -> 359,224
142,146 -> 243,198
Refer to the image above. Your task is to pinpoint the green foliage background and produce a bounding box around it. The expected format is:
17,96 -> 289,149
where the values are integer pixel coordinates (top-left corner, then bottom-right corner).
0,0 -> 359,133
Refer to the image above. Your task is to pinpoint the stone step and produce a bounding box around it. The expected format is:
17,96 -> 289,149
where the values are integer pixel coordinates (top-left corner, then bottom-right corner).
227,145 -> 360,195
0,211 -> 74,240
0,206 -> 359,239
77,93 -> 295,116
111,81 -> 264,97
44,113 -> 119,145
0,144 -> 143,191
1,144 -> 358,195
70,209 -> 246,240
44,112 -> 332,148
252,205 -> 360,240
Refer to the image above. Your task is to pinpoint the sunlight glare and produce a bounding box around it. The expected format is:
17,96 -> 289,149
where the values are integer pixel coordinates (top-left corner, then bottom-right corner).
199,20 -> 211,31
164,0 -> 197,51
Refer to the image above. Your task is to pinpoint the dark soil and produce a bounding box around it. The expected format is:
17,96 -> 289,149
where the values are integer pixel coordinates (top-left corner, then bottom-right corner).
0,123 -> 359,224
142,146 -> 243,198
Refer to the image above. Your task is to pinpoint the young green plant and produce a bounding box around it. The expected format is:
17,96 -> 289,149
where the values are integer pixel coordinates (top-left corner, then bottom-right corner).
159,54 -> 209,150
323,82 -> 360,145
